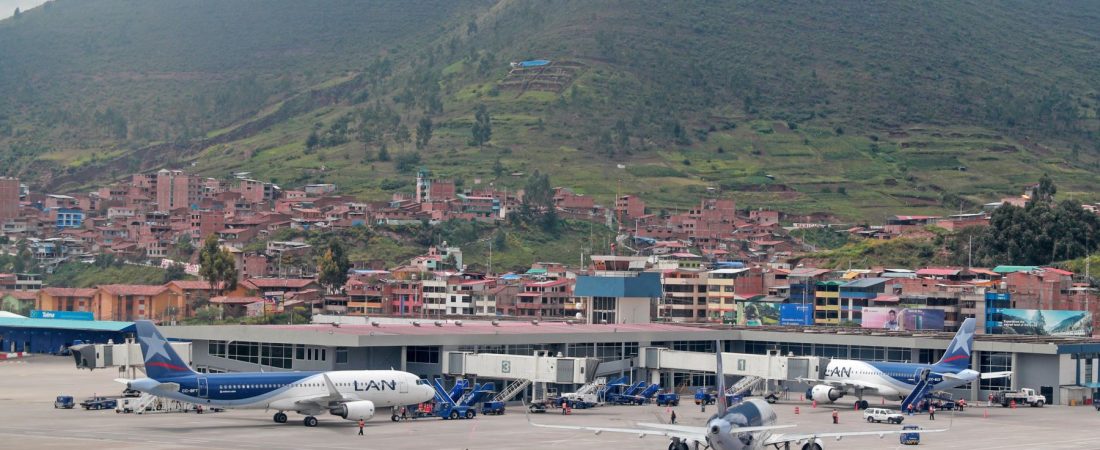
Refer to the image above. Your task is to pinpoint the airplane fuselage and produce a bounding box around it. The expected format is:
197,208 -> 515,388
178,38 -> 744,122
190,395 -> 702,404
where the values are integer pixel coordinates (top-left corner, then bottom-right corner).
133,370 -> 433,414
823,359 -> 976,399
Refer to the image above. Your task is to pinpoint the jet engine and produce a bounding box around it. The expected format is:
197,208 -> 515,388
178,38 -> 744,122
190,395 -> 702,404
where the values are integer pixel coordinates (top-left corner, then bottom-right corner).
330,400 -> 375,421
799,438 -> 825,450
811,385 -> 844,403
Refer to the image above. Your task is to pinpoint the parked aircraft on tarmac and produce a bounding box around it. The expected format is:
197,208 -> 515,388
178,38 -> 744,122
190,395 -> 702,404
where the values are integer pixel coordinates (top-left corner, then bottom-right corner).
119,320 -> 435,427
799,318 -> 1012,409
530,341 -> 946,450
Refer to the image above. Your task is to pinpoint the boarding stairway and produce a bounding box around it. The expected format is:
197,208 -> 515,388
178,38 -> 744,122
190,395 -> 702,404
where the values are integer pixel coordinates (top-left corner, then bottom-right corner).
129,393 -> 196,414
725,375 -> 764,397
493,379 -> 532,402
900,368 -> 934,413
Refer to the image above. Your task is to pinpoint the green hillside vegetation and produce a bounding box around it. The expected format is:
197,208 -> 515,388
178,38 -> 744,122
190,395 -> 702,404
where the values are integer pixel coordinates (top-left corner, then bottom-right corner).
46,261 -> 184,288
3,1 -> 1100,222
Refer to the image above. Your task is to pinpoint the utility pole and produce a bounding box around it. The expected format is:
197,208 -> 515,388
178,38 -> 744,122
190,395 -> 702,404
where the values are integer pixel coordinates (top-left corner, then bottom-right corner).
488,238 -> 493,276
968,234 -> 973,269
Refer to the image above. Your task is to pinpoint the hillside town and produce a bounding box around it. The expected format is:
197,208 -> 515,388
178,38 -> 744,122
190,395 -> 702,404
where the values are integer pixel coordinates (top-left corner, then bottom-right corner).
1,170 -> 1098,334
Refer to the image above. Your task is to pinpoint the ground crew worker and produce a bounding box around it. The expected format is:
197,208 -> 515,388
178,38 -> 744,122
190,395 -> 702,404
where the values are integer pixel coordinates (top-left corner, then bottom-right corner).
907,403 -> 914,416
400,406 -> 408,420
358,418 -> 365,435
561,399 -> 568,415
832,409 -> 838,424
670,410 -> 677,424
929,405 -> 935,421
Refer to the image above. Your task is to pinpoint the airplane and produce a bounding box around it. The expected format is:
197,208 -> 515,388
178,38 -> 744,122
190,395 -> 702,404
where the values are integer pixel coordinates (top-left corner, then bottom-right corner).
799,317 -> 1012,409
529,341 -> 946,450
119,320 -> 436,427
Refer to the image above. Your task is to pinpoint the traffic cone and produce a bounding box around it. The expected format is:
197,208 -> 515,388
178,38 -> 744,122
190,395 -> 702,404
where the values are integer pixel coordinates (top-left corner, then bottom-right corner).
1010,400 -> 1016,409
812,400 -> 817,408
795,406 -> 800,415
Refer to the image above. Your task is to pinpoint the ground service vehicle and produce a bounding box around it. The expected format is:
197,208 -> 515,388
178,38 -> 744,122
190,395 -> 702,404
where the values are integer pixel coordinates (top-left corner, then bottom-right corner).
81,397 -> 117,410
863,408 -> 905,424
900,424 -> 921,445
480,401 -> 505,415
993,388 -> 1045,407
54,396 -> 74,409
655,392 -> 680,407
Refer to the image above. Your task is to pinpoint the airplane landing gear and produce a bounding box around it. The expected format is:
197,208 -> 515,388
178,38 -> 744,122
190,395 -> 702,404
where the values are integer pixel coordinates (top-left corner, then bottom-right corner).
667,441 -> 689,450
304,416 -> 318,427
273,412 -> 288,423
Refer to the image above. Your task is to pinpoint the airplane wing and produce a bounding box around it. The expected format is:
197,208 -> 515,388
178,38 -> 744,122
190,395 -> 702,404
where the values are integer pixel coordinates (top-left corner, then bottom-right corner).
637,422 -> 795,434
529,420 -> 708,442
980,371 -> 1013,379
294,373 -> 354,408
764,427 -> 948,446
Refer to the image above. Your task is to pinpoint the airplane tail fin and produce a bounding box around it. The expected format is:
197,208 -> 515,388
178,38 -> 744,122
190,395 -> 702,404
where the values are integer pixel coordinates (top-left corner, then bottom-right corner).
715,340 -> 727,412
934,317 -> 975,373
134,320 -> 195,380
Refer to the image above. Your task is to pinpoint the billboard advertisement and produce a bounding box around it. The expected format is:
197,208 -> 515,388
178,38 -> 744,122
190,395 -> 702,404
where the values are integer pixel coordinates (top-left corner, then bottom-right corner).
780,304 -> 814,326
993,309 -> 1092,336
862,307 -> 945,331
739,301 -> 781,326
30,310 -> 94,321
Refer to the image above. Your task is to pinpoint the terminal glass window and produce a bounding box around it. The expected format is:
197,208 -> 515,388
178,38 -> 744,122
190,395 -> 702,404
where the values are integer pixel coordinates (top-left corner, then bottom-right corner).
886,348 -> 909,362
260,343 -> 292,369
851,346 -> 885,361
295,346 -> 305,360
336,347 -> 348,364
980,352 -> 1012,391
813,344 -> 845,358
228,341 -> 259,364
208,341 -> 227,358
406,346 -> 440,364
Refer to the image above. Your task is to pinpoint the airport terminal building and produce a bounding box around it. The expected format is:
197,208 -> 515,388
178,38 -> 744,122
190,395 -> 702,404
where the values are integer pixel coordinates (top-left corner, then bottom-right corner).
159,317 -> 1100,406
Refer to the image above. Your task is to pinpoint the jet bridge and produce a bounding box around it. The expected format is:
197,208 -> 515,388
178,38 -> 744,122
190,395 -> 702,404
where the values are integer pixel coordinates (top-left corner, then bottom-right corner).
71,340 -> 192,373
442,351 -> 599,384
638,347 -> 827,389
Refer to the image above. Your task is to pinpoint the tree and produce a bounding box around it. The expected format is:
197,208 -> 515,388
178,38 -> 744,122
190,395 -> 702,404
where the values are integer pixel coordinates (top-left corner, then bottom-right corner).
470,104 -> 492,146
395,152 -> 422,173
194,305 -> 220,324
162,262 -> 187,284
316,240 -> 350,294
492,159 -> 504,178
305,130 -> 320,150
1032,173 -> 1057,204
198,235 -> 238,296
415,117 -> 433,150
377,143 -> 390,161
175,235 -> 194,257
395,124 -> 411,148
13,7 -> 20,18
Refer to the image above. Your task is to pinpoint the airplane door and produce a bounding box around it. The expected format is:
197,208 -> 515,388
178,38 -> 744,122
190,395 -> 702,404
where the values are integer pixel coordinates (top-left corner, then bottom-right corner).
399,381 -> 409,394
198,377 -> 208,398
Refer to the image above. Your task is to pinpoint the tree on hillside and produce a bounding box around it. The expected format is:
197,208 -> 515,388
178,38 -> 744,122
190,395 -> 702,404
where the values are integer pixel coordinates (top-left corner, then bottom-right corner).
162,262 -> 187,284
470,104 -> 492,146
198,235 -> 238,296
377,143 -> 390,161
492,158 -> 504,178
395,124 -> 411,149
1032,173 -> 1057,204
415,117 -> 433,150
962,199 -> 1100,267
395,152 -> 421,173
317,249 -> 343,294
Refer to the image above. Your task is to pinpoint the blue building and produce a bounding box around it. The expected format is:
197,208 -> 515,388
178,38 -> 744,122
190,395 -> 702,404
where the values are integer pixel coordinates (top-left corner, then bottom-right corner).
575,272 -> 663,324
985,291 -> 1011,334
0,317 -> 134,354
55,208 -> 84,229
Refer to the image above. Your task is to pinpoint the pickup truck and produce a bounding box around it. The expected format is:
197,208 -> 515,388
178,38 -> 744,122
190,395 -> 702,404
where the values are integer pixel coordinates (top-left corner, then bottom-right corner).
80,397 -> 118,410
993,388 -> 1045,407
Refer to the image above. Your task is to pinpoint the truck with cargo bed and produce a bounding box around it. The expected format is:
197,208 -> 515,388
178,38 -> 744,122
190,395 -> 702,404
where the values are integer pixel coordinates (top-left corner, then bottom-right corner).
993,388 -> 1045,407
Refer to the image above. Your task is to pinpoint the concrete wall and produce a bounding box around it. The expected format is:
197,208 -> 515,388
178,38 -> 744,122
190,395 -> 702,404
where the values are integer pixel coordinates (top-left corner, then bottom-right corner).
1016,353 -> 1061,404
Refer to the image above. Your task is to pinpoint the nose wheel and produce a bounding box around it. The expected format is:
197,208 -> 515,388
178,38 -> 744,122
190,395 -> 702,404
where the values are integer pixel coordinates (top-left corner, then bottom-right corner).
304,416 -> 318,427
273,412 -> 287,423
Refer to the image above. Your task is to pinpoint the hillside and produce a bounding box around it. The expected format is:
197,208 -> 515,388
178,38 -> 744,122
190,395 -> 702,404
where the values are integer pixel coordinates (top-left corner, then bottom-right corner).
3,0 -> 1100,221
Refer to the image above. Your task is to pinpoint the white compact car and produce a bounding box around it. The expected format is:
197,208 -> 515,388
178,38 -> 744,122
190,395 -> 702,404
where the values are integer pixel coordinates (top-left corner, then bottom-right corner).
863,408 -> 905,424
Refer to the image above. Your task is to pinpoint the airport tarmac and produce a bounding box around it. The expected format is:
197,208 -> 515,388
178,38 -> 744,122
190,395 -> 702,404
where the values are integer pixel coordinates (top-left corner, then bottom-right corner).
0,356 -> 1096,450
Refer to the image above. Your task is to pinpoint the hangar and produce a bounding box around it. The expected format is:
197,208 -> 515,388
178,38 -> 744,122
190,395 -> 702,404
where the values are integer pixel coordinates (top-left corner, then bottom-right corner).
0,317 -> 134,354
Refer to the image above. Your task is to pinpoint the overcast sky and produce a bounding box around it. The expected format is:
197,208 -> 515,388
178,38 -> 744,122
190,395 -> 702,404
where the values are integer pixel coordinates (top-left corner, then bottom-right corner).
0,0 -> 48,19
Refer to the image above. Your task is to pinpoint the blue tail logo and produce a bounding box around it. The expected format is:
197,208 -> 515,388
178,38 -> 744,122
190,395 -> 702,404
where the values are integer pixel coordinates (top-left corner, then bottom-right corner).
934,317 -> 975,373
135,320 -> 194,380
